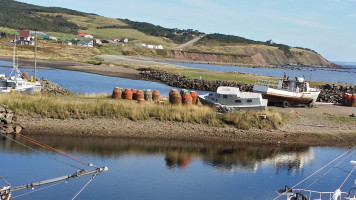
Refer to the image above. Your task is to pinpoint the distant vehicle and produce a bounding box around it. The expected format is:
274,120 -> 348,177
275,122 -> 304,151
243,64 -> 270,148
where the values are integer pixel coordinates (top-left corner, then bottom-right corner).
198,86 -> 268,110
253,77 -> 320,108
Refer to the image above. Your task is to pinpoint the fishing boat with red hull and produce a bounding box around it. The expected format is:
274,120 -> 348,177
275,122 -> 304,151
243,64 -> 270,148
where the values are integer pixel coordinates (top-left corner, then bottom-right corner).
253,77 -> 320,108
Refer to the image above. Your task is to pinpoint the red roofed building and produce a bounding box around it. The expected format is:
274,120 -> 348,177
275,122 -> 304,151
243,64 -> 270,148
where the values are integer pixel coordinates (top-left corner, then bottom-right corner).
77,34 -> 88,37
13,30 -> 34,45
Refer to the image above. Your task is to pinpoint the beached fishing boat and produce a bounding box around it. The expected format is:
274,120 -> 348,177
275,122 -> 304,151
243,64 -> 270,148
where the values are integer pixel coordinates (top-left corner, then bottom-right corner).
198,86 -> 268,110
0,38 -> 41,93
253,77 -> 320,108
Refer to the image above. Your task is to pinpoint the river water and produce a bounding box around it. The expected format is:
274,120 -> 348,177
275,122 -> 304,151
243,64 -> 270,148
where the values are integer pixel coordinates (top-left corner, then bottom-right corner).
1,59 -> 356,199
1,136 -> 355,200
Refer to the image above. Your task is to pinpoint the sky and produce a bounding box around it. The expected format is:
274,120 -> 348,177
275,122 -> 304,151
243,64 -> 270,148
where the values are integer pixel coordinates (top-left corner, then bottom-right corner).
18,0 -> 356,62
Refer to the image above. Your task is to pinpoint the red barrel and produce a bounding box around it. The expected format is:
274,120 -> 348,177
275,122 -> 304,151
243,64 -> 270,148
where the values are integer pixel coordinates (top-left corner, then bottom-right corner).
134,90 -> 144,100
346,93 -> 352,107
123,89 -> 133,100
112,87 -> 122,99
152,90 -> 160,101
352,94 -> 356,107
343,93 -> 348,106
182,94 -> 192,106
190,91 -> 198,105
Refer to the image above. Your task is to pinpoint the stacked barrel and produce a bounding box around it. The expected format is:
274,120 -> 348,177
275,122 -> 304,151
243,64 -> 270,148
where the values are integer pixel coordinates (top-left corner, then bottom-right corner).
112,87 -> 161,104
169,89 -> 199,106
342,93 -> 356,107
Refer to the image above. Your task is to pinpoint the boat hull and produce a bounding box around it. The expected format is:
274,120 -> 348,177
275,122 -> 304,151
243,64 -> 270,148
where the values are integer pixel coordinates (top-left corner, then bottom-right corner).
198,95 -> 268,110
253,85 -> 320,105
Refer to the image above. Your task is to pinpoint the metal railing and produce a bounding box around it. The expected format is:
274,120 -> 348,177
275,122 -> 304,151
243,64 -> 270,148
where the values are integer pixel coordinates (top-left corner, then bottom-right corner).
293,189 -> 349,200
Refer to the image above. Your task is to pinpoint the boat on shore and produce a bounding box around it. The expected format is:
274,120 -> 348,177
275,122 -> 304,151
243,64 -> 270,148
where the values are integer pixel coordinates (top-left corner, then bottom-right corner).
0,38 -> 41,93
253,77 -> 320,108
198,86 -> 268,110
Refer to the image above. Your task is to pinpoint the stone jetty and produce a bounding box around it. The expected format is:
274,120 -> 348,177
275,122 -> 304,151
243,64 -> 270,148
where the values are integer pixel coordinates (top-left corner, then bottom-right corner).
0,105 -> 23,139
39,78 -> 72,95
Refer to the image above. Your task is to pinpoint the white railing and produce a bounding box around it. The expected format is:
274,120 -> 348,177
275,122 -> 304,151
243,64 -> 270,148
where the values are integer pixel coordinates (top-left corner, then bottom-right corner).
293,189 -> 349,200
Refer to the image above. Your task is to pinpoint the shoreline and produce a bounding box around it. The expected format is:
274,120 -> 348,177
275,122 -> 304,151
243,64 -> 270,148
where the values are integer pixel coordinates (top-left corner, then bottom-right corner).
18,116 -> 356,147
17,103 -> 356,147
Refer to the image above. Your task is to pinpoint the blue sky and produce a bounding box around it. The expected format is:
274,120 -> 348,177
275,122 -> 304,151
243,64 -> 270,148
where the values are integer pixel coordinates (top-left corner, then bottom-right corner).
20,0 -> 356,62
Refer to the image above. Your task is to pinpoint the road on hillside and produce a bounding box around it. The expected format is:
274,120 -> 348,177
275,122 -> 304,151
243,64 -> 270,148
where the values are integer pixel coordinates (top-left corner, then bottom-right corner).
173,35 -> 206,49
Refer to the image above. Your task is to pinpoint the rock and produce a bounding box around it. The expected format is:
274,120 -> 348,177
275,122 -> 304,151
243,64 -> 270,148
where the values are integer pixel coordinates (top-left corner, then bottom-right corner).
39,78 -> 72,95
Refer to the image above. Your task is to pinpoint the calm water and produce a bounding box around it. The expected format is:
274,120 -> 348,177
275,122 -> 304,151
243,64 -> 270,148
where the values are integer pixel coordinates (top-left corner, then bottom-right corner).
170,62 -> 356,84
1,136 -> 355,200
0,60 -> 206,96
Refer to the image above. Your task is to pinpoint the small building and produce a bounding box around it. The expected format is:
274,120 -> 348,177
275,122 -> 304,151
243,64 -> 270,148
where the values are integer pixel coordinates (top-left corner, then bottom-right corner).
49,36 -> 57,41
77,34 -> 93,38
266,39 -> 274,45
147,45 -> 154,49
155,45 -> 164,50
119,38 -> 128,43
77,40 -> 93,47
93,39 -> 102,44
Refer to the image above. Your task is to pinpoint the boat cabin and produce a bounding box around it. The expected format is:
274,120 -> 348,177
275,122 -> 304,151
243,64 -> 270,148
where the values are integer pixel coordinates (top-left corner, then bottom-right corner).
207,87 -> 264,107
278,77 -> 311,92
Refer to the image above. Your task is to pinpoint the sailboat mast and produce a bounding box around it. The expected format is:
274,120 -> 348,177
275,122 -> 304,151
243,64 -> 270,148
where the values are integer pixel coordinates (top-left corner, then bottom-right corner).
34,30 -> 37,82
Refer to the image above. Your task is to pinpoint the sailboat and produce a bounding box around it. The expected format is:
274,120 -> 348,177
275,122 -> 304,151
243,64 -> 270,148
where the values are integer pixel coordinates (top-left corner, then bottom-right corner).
0,35 -> 41,93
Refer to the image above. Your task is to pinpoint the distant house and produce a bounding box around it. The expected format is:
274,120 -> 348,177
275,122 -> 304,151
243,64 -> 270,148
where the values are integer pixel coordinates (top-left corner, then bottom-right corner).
49,36 -> 57,41
266,39 -> 274,45
77,40 -> 93,47
62,41 -> 73,46
119,38 -> 128,43
13,30 -> 34,45
77,34 -> 93,38
147,45 -> 154,49
155,45 -> 164,50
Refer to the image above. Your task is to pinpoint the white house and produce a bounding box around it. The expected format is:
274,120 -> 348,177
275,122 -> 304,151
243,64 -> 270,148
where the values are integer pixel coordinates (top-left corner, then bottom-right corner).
147,45 -> 155,49
77,40 -> 94,48
84,35 -> 94,39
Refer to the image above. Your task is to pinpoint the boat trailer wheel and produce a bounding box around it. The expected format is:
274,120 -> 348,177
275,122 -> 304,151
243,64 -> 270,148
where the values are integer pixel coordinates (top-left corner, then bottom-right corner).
282,101 -> 290,108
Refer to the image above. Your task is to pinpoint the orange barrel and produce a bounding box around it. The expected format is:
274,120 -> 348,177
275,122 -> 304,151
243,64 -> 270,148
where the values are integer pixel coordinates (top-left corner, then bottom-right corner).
343,93 -> 348,106
190,91 -> 198,105
169,89 -> 181,105
169,89 -> 178,104
346,93 -> 352,107
182,94 -> 193,106
152,90 -> 160,101
137,99 -> 145,104
123,89 -> 133,100
22,72 -> 29,80
134,90 -> 144,100
352,94 -> 356,107
112,87 -> 122,99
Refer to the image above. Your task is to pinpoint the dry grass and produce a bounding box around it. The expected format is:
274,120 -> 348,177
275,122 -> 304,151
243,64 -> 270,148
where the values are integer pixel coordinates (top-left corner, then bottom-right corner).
0,93 -> 284,130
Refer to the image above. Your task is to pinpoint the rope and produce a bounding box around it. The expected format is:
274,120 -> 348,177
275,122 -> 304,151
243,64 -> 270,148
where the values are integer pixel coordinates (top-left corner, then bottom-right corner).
0,176 -> 11,186
71,173 -> 98,200
273,147 -> 355,200
1,126 -> 94,167
0,132 -> 82,170
12,182 -> 63,199
299,149 -> 355,193
339,164 -> 356,189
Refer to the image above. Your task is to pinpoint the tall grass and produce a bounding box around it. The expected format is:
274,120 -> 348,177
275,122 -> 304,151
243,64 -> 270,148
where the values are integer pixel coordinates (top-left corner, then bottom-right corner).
0,93 -> 283,130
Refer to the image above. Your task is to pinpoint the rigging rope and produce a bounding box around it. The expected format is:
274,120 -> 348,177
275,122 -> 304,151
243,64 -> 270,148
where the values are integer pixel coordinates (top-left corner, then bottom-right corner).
338,164 -> 356,189
1,126 -> 94,168
0,132 -> 82,170
273,147 -> 355,200
300,149 -> 355,193
71,173 -> 98,200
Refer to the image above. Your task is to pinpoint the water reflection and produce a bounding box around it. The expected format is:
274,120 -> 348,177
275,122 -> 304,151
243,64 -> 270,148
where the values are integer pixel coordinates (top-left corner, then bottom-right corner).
1,136 -> 314,173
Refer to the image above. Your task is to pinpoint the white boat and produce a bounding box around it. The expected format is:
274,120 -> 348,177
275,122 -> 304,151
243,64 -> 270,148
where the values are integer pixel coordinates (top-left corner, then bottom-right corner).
0,38 -> 41,93
253,77 -> 320,108
198,86 -> 268,110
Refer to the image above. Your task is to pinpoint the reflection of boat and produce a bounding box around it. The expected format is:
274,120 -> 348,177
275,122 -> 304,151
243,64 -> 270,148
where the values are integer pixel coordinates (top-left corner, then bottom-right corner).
198,86 -> 268,110
253,77 -> 320,108
0,37 -> 41,93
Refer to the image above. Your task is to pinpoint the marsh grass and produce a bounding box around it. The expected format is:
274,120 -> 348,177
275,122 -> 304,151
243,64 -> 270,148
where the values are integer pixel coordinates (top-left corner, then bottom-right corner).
0,93 -> 283,130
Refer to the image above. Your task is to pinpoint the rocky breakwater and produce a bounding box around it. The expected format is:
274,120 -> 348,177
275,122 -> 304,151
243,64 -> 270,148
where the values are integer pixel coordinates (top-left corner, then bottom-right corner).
39,78 -> 72,95
0,105 -> 23,139
143,70 -> 253,92
317,84 -> 356,104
